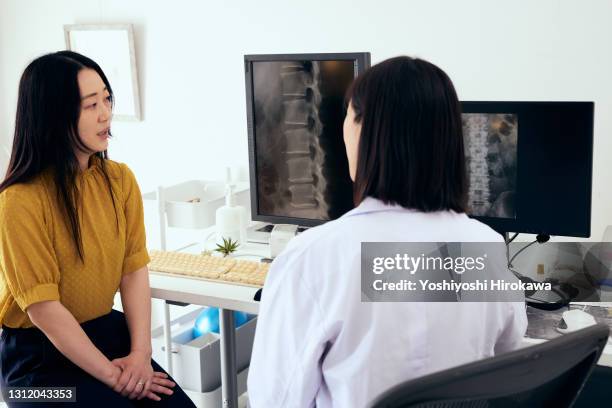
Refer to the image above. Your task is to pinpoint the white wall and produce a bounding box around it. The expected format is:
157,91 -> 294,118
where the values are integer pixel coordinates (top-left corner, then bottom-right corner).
1,0 -> 611,239
0,13 -> 9,174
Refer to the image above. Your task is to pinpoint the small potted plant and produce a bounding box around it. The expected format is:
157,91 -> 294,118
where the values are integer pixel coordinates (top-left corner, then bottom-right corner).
215,237 -> 239,257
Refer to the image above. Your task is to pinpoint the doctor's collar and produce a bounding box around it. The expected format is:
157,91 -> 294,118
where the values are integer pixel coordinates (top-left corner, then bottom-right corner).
341,197 -> 417,219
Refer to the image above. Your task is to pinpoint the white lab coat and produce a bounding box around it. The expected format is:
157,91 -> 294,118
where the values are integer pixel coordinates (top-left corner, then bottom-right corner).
248,197 -> 527,407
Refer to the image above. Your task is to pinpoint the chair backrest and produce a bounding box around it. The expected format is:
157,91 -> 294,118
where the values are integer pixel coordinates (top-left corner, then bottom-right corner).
369,324 -> 609,408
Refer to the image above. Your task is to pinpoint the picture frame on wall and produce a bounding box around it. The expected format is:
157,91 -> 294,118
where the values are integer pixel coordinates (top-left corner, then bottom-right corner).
64,24 -> 142,121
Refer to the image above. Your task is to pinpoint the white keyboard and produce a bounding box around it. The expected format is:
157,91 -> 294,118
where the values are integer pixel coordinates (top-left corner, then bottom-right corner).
148,250 -> 270,287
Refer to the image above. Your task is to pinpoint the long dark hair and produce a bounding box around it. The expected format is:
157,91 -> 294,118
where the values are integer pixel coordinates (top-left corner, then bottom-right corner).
0,51 -> 118,260
345,56 -> 467,213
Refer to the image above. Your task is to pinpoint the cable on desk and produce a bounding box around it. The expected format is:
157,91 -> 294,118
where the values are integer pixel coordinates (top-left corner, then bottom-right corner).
506,234 -> 576,310
204,231 -> 216,243
172,242 -> 199,252
230,253 -> 266,259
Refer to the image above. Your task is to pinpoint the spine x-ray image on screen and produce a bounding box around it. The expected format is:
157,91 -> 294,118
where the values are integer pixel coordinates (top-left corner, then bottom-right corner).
252,60 -> 355,221
463,113 -> 518,219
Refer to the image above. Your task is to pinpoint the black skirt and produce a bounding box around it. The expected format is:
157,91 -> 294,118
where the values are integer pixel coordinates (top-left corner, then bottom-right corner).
0,309 -> 195,407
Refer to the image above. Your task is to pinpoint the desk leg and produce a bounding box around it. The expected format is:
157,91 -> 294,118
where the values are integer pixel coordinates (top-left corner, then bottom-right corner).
219,308 -> 238,408
163,301 -> 173,376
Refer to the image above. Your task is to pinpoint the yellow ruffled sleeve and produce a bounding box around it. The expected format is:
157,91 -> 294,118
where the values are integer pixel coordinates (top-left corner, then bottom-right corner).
0,186 -> 61,311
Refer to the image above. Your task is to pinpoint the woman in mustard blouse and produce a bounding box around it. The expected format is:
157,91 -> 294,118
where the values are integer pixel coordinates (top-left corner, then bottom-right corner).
0,52 -> 194,407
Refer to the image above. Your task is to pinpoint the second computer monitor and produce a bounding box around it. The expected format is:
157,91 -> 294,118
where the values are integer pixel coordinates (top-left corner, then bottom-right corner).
462,101 -> 593,237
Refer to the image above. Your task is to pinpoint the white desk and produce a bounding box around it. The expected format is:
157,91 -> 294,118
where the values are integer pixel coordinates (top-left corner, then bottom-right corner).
150,239 -> 612,406
150,273 -> 260,314
523,302 -> 612,367
522,337 -> 612,367
149,241 -> 268,408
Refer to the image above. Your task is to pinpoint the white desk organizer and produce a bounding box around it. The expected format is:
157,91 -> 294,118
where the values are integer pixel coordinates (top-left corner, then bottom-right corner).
142,180 -> 250,229
151,307 -> 256,405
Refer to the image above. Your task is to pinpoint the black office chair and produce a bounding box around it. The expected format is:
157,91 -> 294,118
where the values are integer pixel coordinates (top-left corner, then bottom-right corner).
369,324 -> 609,408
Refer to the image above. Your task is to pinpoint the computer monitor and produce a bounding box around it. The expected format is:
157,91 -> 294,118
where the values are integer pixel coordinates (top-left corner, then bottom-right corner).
462,101 -> 593,238
245,57 -> 594,237
244,52 -> 371,227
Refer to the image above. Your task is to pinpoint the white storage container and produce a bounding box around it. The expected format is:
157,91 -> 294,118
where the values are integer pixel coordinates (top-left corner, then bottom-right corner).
142,180 -> 250,229
151,307 -> 256,398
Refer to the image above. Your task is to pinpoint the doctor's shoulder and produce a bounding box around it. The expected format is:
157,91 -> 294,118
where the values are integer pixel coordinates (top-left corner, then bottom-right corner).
465,216 -> 505,243
284,217 -> 349,253
271,218 -> 351,272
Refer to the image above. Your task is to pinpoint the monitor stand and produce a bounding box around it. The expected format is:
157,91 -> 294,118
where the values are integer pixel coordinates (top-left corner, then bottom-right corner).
246,223 -> 309,244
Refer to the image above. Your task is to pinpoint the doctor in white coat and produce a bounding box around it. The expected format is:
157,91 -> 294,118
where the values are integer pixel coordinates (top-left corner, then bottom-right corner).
247,56 -> 528,407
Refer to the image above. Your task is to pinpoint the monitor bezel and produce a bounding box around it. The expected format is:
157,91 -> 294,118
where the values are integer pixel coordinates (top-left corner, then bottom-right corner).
244,52 -> 371,227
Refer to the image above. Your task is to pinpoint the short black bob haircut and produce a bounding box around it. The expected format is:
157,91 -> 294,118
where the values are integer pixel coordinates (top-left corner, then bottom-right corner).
345,56 -> 467,213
